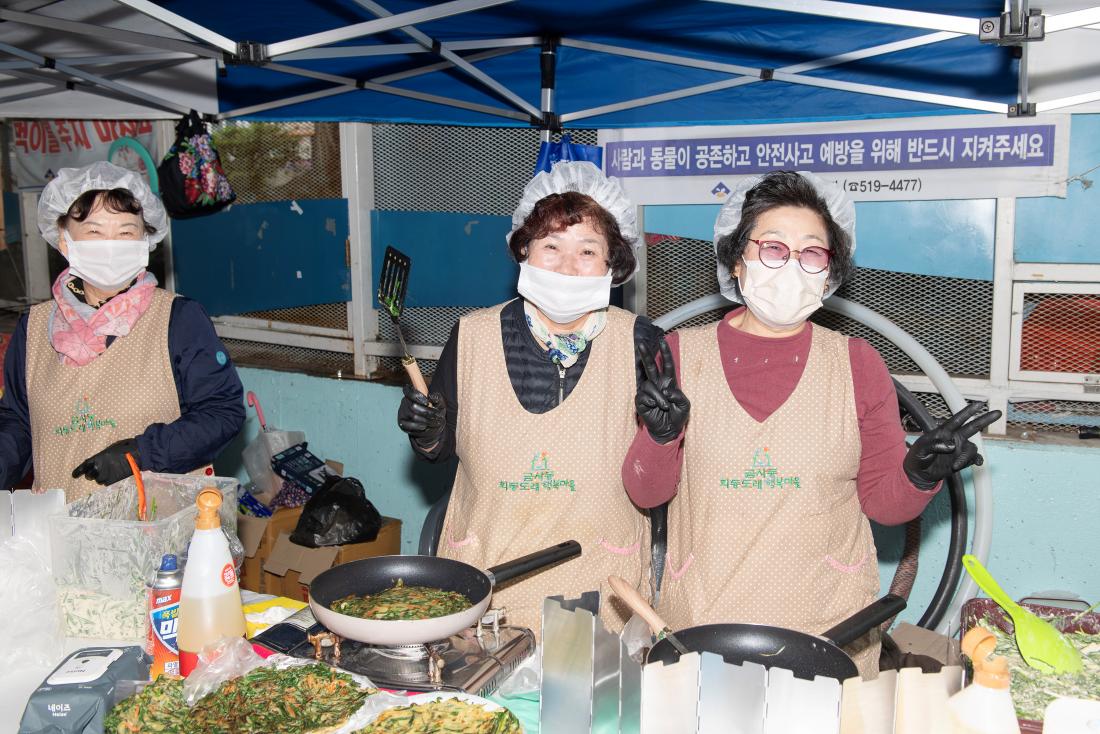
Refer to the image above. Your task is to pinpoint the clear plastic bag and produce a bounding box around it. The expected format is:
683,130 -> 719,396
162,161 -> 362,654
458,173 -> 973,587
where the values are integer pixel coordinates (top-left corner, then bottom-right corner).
621,613 -> 654,665
498,644 -> 541,698
182,636 -> 266,706
242,428 -> 306,506
0,536 -> 63,669
50,473 -> 242,640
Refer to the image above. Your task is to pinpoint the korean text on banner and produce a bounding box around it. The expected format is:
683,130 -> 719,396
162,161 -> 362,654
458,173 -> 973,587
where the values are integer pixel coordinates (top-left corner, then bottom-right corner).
599,114 -> 1070,205
9,119 -> 156,190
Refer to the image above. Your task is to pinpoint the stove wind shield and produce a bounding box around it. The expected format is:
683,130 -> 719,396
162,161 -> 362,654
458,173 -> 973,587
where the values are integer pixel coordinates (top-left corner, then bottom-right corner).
540,593 -> 642,734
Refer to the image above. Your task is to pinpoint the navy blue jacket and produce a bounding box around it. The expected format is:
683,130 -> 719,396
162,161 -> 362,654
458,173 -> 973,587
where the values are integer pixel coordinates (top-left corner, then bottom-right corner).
0,296 -> 245,489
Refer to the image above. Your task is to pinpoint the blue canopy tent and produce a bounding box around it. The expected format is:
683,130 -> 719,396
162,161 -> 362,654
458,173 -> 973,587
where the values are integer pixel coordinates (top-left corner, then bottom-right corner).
3,1 -> 1082,125
0,0 -> 1090,636
173,0 -> 1024,127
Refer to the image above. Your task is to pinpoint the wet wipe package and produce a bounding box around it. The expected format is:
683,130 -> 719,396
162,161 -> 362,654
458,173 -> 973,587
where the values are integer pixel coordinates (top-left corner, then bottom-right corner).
19,646 -> 149,734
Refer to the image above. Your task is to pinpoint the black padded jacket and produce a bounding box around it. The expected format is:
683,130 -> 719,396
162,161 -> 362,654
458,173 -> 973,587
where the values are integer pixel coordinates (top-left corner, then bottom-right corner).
411,298 -> 661,462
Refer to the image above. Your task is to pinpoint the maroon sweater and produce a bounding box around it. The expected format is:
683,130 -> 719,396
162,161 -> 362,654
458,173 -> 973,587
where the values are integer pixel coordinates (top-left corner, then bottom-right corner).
622,308 -> 938,525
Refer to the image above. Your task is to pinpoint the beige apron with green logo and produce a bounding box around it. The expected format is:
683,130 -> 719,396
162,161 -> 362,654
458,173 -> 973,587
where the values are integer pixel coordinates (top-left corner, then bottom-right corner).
26,289 -> 182,504
661,321 -> 882,679
439,302 -> 650,637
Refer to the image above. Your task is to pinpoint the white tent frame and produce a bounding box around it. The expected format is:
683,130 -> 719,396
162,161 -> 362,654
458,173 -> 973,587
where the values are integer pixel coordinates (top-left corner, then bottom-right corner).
0,1 -> 1097,125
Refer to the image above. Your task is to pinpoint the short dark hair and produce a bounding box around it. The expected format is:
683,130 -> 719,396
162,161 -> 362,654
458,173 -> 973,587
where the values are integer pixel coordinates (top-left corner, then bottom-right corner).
716,171 -> 853,292
57,188 -> 156,237
508,191 -> 635,284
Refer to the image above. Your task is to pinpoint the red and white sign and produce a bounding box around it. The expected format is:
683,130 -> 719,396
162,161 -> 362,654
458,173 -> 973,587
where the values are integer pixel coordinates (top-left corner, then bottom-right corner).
221,563 -> 236,588
9,119 -> 156,190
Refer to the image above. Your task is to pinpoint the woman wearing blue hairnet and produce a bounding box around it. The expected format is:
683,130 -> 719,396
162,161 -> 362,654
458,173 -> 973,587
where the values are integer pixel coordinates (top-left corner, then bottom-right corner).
623,171 -> 1000,679
0,161 -> 244,502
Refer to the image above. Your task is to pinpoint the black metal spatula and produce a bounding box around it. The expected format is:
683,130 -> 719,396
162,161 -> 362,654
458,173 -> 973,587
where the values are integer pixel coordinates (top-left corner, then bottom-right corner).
378,245 -> 429,396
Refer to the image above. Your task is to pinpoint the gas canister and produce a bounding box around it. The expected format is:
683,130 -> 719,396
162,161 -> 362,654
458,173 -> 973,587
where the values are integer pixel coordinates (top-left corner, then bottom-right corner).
147,554 -> 183,678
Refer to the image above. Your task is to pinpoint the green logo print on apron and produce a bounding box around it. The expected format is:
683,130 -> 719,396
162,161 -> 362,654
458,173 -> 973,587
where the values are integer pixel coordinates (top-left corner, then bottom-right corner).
499,451 -> 577,493
54,395 -> 119,436
719,446 -> 803,490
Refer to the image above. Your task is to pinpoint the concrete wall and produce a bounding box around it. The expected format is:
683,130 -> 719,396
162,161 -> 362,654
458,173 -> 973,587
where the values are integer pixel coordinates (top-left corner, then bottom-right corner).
220,366 -> 1100,627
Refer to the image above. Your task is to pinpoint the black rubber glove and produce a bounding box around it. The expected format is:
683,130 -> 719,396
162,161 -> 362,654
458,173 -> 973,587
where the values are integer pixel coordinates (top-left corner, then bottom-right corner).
903,402 -> 1002,490
72,437 -> 140,486
397,384 -> 446,450
636,337 -> 690,444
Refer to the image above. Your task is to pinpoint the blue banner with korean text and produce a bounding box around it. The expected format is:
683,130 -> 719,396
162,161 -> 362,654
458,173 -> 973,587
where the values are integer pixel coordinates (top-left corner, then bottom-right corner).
600,114 -> 1069,204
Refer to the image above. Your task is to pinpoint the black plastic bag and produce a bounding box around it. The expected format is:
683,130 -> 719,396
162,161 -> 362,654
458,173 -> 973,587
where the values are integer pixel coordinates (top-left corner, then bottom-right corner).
290,476 -> 382,548
157,110 -> 235,220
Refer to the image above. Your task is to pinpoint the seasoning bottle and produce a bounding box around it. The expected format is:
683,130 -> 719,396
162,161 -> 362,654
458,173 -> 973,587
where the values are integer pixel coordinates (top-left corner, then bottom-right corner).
947,627 -> 1022,734
177,488 -> 246,676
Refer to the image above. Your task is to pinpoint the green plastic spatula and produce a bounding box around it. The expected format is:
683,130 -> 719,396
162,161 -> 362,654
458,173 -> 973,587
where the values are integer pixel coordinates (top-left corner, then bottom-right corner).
962,554 -> 1083,674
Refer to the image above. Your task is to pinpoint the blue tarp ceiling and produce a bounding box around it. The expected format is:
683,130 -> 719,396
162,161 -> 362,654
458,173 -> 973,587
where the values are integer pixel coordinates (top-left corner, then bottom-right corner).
157,0 -> 1017,127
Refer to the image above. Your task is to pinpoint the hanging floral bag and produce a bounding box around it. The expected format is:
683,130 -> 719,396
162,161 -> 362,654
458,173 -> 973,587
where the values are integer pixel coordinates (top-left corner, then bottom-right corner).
157,110 -> 236,219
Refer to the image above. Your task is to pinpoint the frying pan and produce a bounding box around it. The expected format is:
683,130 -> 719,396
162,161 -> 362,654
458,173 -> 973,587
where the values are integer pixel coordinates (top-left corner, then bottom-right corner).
648,595 -> 906,681
309,540 -> 581,645
610,576 -> 905,681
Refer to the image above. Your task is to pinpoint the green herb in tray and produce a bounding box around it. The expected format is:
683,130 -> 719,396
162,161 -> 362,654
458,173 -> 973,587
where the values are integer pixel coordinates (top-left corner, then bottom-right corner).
103,676 -> 188,734
107,664 -> 373,734
332,579 -> 472,620
355,698 -> 522,734
977,618 -> 1100,721
189,663 -> 373,734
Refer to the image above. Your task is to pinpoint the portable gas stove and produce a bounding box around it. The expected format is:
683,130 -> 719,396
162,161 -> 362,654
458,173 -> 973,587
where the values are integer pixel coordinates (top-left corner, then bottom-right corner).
285,620 -> 535,696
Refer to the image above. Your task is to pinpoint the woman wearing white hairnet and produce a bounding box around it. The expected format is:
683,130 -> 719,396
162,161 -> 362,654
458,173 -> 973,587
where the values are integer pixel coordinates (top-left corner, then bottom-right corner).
622,171 -> 999,678
396,161 -> 675,635
0,161 -> 244,502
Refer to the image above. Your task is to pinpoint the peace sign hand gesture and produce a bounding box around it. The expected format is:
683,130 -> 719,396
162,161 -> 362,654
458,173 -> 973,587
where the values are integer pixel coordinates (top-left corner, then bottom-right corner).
903,402 -> 1002,489
636,337 -> 690,445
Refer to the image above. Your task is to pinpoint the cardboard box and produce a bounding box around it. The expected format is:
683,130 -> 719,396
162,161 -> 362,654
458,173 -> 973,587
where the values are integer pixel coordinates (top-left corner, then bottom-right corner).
262,517 -> 401,601
236,505 -> 307,593
235,459 -> 347,593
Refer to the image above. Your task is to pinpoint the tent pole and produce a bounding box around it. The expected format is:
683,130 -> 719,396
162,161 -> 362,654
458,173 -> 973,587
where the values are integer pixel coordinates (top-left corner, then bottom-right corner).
219,66 -> 529,122
273,37 -> 539,62
265,0 -> 514,58
349,0 -> 540,119
703,0 -> 980,35
771,71 -> 1009,113
562,77 -> 759,122
0,8 -> 222,59
0,57 -> 191,107
112,0 -> 237,54
372,48 -> 523,85
0,42 -> 192,114
539,37 -> 557,143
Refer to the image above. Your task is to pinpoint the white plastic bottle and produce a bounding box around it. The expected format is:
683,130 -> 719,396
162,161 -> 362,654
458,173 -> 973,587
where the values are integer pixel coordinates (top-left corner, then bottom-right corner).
177,487 -> 247,676
947,627 -> 1022,734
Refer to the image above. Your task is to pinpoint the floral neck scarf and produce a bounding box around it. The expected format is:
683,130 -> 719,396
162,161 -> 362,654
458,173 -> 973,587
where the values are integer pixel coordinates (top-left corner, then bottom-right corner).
523,300 -> 608,368
48,268 -> 158,366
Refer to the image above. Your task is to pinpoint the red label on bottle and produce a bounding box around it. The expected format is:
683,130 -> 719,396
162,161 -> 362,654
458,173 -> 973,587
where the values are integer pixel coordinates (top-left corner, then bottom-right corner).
221,563 -> 235,587
180,649 -> 199,676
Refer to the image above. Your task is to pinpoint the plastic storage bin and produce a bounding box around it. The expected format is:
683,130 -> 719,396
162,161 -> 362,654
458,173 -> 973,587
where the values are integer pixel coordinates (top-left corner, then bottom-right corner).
49,473 -> 241,641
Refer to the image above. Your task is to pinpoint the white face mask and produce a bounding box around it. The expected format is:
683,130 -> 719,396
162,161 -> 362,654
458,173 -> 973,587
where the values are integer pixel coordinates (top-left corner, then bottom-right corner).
738,258 -> 829,330
517,262 -> 612,325
64,231 -> 149,291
